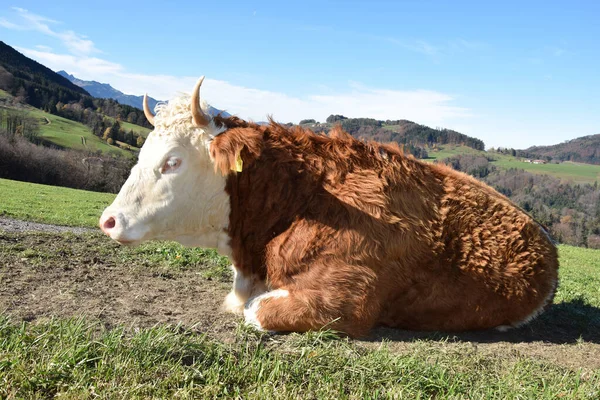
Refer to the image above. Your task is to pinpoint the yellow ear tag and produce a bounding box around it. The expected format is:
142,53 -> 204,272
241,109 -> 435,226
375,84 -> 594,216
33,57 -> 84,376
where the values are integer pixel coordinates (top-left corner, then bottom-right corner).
233,153 -> 243,172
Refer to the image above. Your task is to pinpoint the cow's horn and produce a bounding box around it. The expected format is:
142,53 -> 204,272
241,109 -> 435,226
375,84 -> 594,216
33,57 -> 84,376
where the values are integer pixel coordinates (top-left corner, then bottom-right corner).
143,94 -> 155,126
191,76 -> 210,127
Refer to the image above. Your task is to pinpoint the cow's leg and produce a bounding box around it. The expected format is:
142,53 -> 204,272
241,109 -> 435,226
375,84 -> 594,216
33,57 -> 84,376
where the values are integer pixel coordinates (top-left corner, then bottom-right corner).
223,265 -> 267,314
243,286 -> 379,337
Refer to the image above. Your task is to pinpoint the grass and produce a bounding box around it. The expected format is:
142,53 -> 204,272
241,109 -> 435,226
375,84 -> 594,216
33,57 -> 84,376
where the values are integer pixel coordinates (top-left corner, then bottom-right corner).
424,145 -> 600,184
120,119 -> 152,137
555,245 -> 600,306
1,89 -> 141,157
27,108 -> 135,158
491,153 -> 600,184
424,145 -> 486,162
0,178 -> 115,227
0,234 -> 598,398
1,316 -> 597,399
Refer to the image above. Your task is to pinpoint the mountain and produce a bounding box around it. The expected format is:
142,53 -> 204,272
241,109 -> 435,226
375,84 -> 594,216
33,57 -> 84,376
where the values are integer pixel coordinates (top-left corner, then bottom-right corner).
0,41 -> 89,97
57,70 -> 159,111
518,134 -> 600,165
0,41 -> 90,110
58,71 -> 230,117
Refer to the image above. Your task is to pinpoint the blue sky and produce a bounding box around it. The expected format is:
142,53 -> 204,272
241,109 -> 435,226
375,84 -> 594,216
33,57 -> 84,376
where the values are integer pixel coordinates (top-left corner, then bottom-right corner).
1,1 -> 599,149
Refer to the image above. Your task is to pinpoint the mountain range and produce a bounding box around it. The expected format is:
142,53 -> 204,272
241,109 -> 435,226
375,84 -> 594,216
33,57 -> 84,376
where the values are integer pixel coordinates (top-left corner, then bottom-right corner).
57,70 -> 159,112
57,70 -> 229,117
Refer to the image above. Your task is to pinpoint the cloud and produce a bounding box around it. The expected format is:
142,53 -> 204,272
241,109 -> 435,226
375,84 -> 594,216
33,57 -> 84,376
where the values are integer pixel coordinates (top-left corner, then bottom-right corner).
1,7 -> 98,55
6,6 -> 472,130
18,46 -> 470,126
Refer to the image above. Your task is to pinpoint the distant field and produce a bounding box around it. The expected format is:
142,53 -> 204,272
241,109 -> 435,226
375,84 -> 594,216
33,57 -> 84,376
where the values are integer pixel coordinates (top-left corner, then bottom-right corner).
424,145 -> 486,161
0,178 -> 114,227
1,89 -> 142,157
120,120 -> 151,137
491,153 -> 600,184
28,108 -> 135,158
426,145 -> 600,184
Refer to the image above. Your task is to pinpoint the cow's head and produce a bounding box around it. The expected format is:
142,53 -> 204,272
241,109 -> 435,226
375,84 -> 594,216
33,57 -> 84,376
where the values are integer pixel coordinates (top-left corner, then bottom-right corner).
99,77 -> 232,254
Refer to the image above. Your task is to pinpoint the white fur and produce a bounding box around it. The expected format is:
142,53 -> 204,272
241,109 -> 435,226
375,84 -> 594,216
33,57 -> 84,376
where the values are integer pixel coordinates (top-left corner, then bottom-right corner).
100,92 -> 231,254
243,289 -> 289,331
223,265 -> 266,314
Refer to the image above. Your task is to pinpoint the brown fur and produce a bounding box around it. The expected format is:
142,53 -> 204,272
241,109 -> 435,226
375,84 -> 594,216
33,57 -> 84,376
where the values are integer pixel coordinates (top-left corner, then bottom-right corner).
210,118 -> 559,337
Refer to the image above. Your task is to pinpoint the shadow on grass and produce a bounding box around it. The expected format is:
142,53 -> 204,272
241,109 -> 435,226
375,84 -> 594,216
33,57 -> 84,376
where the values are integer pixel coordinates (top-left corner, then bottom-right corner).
368,299 -> 600,344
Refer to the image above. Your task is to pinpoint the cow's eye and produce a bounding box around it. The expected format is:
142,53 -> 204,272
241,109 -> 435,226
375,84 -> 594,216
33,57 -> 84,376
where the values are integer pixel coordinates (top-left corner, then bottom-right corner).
160,157 -> 182,174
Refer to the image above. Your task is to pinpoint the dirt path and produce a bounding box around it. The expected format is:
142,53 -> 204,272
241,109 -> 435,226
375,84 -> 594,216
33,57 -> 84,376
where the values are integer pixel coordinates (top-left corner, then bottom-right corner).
1,229 -> 599,371
0,216 -> 95,234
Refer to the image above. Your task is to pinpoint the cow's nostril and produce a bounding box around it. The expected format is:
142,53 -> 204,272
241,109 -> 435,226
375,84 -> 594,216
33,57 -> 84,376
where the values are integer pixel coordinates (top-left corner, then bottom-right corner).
102,216 -> 116,231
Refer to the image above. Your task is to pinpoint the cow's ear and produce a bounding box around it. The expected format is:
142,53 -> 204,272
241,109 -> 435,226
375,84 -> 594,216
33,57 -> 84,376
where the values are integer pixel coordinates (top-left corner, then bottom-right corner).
209,127 -> 264,175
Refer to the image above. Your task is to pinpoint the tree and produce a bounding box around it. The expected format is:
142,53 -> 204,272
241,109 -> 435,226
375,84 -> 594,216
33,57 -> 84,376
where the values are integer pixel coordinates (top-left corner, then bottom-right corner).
102,127 -> 112,141
136,135 -> 145,147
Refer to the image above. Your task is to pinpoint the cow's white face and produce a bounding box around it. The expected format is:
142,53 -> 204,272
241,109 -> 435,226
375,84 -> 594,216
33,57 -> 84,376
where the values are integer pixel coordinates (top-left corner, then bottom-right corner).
99,93 -> 232,256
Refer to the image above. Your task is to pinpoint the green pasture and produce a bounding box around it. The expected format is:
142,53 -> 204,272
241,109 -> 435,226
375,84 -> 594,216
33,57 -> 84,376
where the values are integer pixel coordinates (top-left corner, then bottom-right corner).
0,178 -> 115,227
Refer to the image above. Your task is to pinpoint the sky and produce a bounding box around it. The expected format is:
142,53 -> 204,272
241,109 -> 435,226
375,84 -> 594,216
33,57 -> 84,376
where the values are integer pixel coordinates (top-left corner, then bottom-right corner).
1,0 -> 599,149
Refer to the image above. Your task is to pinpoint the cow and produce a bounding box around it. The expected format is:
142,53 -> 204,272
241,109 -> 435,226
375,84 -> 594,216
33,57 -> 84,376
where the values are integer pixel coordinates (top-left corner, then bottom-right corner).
99,77 -> 559,338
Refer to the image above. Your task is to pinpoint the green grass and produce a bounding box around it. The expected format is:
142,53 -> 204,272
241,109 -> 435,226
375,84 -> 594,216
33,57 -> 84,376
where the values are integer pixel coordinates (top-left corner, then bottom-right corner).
0,178 -> 115,227
424,145 -> 486,162
1,317 -> 597,399
424,145 -> 600,183
555,245 -> 600,306
0,239 -> 598,398
120,119 -> 152,137
26,108 -> 135,158
0,90 -> 142,157
491,153 -> 600,184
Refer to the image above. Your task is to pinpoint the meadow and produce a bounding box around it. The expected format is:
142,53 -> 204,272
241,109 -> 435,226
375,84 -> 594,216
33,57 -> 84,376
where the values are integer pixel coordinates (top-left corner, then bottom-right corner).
0,178 -> 599,398
0,89 -> 137,158
0,178 -> 114,227
426,145 -> 600,184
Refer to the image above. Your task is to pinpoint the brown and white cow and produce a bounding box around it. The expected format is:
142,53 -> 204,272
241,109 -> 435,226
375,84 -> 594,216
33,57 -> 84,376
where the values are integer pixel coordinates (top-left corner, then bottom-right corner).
100,77 -> 559,337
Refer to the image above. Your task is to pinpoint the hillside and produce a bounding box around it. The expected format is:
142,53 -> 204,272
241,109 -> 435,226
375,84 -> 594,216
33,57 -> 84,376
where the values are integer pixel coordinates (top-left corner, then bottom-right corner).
0,88 -> 136,158
519,134 -> 600,165
0,41 -> 153,154
0,41 -> 90,111
303,115 -> 485,158
0,42 -> 88,97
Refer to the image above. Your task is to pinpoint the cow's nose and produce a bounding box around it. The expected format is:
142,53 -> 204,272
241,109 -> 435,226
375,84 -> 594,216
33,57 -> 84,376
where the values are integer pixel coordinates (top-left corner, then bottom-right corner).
100,215 -> 116,235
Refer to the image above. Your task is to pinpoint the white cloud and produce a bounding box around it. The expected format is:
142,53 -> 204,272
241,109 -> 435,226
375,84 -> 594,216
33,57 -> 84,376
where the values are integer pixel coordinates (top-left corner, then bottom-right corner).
5,7 -> 473,132
2,7 -> 98,55
17,46 -> 470,126
35,44 -> 53,52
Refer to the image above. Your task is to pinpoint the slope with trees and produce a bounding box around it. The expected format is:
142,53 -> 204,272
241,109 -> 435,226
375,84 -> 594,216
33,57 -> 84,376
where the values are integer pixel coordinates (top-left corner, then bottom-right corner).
517,134 -> 600,165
